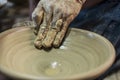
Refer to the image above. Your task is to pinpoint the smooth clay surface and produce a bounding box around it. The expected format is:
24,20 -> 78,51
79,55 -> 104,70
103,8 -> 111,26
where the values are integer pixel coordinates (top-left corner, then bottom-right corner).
0,27 -> 115,80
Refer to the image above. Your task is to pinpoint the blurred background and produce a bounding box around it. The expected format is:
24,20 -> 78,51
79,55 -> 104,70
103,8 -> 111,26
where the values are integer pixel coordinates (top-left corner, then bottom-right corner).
0,0 -> 39,32
0,0 -> 36,79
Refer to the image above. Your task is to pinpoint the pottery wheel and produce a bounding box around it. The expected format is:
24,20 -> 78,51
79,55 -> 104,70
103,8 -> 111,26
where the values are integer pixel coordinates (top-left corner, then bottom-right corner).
0,27 -> 115,79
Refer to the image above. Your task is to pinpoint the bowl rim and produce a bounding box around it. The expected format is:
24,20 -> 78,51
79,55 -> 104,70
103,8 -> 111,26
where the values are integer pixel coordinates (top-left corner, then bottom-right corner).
0,27 -> 116,79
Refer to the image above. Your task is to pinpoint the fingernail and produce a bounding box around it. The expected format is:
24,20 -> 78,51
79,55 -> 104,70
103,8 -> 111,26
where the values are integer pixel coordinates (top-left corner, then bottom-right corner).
53,40 -> 60,48
34,41 -> 42,49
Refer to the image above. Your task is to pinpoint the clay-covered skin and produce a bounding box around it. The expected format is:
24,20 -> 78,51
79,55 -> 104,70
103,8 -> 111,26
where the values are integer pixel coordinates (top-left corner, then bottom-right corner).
32,0 -> 86,48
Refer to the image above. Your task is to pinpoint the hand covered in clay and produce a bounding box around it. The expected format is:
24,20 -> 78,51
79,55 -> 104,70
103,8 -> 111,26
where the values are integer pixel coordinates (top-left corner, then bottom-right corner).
32,0 -> 86,48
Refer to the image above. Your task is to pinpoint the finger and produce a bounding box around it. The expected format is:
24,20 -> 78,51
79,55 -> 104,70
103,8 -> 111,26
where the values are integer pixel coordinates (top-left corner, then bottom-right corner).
33,10 -> 44,35
45,8 -> 53,27
34,26 -> 48,49
53,15 -> 74,47
42,19 -> 63,48
53,22 -> 68,47
32,2 -> 44,35
34,12 -> 48,49
42,10 -> 62,48
50,8 -> 62,30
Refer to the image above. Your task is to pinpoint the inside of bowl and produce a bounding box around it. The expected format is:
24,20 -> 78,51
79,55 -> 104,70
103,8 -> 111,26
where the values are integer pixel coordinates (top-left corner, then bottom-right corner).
0,27 -> 115,79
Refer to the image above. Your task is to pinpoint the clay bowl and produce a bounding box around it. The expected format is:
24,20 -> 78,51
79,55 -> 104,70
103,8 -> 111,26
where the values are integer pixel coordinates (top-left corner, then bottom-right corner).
0,27 -> 115,80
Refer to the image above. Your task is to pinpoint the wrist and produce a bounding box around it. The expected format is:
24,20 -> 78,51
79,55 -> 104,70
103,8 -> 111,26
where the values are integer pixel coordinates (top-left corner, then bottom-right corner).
76,0 -> 86,4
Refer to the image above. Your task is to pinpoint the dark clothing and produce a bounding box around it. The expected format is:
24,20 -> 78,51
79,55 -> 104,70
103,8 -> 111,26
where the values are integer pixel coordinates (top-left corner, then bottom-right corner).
70,0 -> 120,79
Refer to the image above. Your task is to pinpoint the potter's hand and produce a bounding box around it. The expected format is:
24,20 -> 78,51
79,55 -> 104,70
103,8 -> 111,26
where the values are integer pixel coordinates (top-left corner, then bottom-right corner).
32,0 -> 86,48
